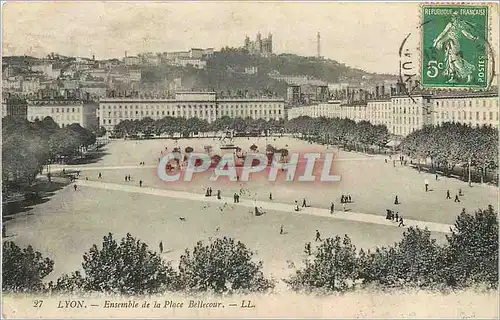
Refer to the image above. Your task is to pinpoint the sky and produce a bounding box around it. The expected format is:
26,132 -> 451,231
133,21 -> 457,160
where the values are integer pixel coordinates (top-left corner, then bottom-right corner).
2,2 -> 499,74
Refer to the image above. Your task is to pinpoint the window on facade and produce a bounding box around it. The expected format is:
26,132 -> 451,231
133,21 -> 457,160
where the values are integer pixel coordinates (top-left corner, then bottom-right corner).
476,112 -> 480,120
483,112 -> 486,120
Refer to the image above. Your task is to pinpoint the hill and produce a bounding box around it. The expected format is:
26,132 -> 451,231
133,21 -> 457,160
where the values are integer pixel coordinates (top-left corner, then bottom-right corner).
140,48 -> 396,96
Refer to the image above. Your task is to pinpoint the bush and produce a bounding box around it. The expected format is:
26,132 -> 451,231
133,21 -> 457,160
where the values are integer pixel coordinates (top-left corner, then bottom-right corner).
53,233 -> 180,295
2,241 -> 54,292
440,206 -> 498,288
359,227 -> 443,288
178,237 -> 274,293
285,235 -> 358,292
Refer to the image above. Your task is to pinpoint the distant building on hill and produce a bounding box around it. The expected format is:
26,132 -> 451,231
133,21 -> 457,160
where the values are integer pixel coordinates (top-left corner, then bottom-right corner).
244,32 -> 273,57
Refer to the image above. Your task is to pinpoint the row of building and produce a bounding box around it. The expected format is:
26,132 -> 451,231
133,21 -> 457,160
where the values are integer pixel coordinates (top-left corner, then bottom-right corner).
2,91 -> 286,132
3,90 -> 498,137
288,91 -> 499,136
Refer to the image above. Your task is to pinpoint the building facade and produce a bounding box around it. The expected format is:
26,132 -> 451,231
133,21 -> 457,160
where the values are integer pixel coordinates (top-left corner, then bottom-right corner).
390,95 -> 432,136
27,100 -> 98,128
432,92 -> 498,129
366,99 -> 392,126
286,92 -> 498,136
98,92 -> 285,131
2,97 -> 28,119
288,101 -> 341,119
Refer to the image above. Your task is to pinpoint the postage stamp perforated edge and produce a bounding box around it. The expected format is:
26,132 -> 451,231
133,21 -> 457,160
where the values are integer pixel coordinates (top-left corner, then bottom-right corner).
418,2 -> 495,91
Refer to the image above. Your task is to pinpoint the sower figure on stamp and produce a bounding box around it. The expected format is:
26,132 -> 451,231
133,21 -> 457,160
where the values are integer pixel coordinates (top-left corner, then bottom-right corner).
432,11 -> 479,84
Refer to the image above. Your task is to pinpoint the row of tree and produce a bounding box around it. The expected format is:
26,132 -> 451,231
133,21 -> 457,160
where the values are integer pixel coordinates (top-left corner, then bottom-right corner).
3,206 -> 497,294
285,116 -> 390,152
112,115 -> 389,153
400,123 -> 498,183
2,116 -> 97,187
113,116 -> 287,138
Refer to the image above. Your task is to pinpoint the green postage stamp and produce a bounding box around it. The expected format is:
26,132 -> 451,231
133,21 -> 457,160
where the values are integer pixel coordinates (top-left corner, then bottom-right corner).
421,5 -> 490,88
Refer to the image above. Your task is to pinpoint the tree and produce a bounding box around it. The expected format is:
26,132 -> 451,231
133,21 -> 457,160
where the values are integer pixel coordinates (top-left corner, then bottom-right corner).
178,237 -> 274,293
55,233 -> 179,295
285,235 -> 358,292
48,128 -> 81,158
440,206 -> 498,288
2,241 -> 54,292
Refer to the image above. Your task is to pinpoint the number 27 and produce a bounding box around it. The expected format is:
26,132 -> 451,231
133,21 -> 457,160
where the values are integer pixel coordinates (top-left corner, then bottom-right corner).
33,300 -> 43,308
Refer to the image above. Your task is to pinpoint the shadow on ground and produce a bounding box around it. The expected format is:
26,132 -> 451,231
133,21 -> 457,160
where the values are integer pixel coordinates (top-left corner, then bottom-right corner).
2,180 -> 70,222
66,150 -> 110,165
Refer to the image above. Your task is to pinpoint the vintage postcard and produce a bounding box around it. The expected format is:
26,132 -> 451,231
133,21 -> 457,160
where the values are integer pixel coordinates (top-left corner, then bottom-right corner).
1,1 -> 499,319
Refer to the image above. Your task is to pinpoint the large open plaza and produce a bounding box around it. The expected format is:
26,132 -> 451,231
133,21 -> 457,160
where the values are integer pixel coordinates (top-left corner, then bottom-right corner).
4,137 -> 498,285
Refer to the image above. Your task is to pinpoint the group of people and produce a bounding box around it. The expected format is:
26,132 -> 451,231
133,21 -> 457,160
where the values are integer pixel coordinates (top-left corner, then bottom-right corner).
385,209 -> 405,227
340,194 -> 352,203
446,189 -> 463,202
205,187 -> 213,197
124,174 -> 132,182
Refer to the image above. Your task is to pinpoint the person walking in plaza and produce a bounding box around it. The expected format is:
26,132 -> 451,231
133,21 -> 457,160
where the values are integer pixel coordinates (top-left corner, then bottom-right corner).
398,216 -> 405,227
395,212 -> 399,222
280,225 -> 284,235
454,194 -> 460,202
394,195 -> 399,205
330,202 -> 335,214
73,184 -> 77,191
435,173 -> 439,180
315,230 -> 322,242
217,189 -> 221,200
459,188 -> 463,196
424,178 -> 429,192
233,193 -> 237,203
159,241 -> 163,254
294,200 -> 300,212
139,180 -> 143,187
209,187 -> 213,196
305,242 -> 312,256
125,175 -> 128,182
302,198 -> 307,207
269,192 -> 273,200
347,194 -> 352,203
446,189 -> 451,199
341,195 -> 345,203
98,172 -> 102,179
